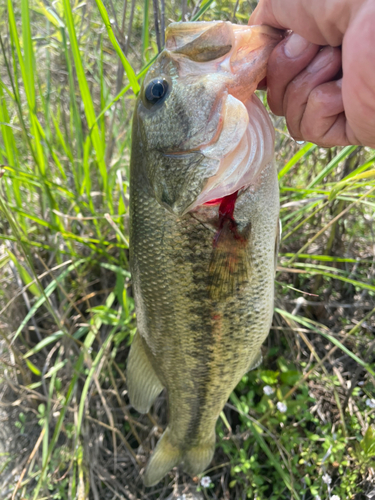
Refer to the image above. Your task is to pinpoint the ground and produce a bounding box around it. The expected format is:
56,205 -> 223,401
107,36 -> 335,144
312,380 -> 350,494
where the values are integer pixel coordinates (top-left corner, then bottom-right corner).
0,0 -> 374,499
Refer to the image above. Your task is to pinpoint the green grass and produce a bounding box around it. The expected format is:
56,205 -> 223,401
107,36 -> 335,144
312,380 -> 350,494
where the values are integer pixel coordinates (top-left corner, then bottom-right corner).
0,0 -> 374,499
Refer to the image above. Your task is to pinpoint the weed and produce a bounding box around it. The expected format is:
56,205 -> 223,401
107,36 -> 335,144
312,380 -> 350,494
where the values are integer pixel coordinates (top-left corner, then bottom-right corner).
0,0 -> 374,499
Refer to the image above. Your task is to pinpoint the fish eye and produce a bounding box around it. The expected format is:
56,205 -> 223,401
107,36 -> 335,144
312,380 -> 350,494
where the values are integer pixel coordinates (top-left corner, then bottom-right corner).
144,78 -> 169,105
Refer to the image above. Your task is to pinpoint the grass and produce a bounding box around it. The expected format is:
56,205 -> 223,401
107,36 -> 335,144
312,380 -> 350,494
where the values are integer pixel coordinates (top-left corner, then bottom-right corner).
0,0 -> 374,499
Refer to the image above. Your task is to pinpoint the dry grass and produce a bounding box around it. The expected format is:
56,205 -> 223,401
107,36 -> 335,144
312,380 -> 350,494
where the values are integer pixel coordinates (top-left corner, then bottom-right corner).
0,0 -> 374,499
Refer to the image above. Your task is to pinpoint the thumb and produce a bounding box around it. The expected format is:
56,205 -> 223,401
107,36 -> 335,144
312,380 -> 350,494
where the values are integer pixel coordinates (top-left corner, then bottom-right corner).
249,0 -> 285,30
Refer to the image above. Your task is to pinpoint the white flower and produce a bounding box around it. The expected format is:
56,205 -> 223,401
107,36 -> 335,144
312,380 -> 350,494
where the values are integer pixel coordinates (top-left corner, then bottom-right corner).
322,473 -> 332,485
200,476 -> 212,488
314,496 -> 321,500
331,495 -> 340,500
263,385 -> 274,396
276,401 -> 287,413
366,398 -> 375,408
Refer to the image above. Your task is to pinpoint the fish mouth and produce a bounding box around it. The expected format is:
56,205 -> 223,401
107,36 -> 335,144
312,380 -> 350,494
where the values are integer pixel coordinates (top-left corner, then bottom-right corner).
162,151 -> 203,159
166,22 -> 283,100
165,22 -> 280,213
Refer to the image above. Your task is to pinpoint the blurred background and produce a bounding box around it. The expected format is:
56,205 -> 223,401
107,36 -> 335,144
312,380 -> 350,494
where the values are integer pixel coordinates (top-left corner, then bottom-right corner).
0,0 -> 374,498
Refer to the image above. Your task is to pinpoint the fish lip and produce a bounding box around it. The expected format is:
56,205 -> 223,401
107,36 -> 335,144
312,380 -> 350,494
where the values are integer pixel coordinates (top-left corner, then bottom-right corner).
161,150 -> 203,159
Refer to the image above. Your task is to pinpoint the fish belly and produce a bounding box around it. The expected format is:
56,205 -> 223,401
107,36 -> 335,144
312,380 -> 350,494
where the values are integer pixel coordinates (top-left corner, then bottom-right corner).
128,161 -> 279,485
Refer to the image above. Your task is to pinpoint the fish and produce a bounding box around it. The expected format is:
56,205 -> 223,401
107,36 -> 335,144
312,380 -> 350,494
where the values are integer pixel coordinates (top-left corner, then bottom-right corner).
127,21 -> 283,487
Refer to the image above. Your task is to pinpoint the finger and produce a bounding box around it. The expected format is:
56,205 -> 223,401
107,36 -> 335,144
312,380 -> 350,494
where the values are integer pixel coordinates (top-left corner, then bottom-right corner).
266,33 -> 321,116
283,46 -> 342,141
342,0 -> 375,148
249,0 -> 284,30
257,76 -> 267,90
249,0 -> 362,46
300,80 -> 351,147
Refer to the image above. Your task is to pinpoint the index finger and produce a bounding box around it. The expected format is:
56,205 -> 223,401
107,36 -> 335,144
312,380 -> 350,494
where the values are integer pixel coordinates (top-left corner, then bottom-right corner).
249,0 -> 284,30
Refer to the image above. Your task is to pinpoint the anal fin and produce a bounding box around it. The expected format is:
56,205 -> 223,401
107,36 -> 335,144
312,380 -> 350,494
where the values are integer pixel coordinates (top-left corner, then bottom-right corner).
126,332 -> 164,414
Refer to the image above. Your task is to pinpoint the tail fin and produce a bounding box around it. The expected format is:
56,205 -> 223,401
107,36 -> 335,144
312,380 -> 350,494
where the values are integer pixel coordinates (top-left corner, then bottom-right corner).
182,436 -> 216,477
143,428 -> 216,486
143,428 -> 182,487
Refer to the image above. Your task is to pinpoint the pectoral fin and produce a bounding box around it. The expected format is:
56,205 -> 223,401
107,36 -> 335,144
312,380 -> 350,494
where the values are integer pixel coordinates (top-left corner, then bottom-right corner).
126,332 -> 164,414
208,218 -> 251,300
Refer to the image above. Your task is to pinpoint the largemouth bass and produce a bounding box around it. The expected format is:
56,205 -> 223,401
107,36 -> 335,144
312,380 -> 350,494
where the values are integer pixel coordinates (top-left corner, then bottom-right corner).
127,21 -> 282,486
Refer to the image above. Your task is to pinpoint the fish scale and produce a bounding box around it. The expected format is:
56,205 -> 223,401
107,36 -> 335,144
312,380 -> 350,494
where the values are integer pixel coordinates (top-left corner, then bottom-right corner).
127,21 -> 282,486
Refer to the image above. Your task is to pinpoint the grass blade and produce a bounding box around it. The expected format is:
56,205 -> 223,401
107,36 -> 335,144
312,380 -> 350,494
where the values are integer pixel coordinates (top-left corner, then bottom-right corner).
191,0 -> 215,21
13,259 -> 85,342
142,0 -> 150,63
8,0 -> 46,175
230,393 -> 301,500
307,145 -> 358,188
62,0 -> 108,196
278,142 -> 316,179
275,308 -> 375,377
94,0 -> 140,94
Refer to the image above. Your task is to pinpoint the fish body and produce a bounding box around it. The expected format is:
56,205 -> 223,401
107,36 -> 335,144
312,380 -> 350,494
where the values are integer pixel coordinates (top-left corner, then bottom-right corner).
127,21 -> 282,486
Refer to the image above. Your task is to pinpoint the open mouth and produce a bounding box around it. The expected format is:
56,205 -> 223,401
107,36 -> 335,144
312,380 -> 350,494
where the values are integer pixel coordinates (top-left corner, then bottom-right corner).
165,22 -> 280,213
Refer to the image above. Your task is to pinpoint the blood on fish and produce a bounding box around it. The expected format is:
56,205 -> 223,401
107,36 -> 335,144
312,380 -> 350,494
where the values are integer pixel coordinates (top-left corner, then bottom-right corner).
203,198 -> 223,206
218,191 -> 238,220
207,190 -> 250,300
209,191 -> 246,247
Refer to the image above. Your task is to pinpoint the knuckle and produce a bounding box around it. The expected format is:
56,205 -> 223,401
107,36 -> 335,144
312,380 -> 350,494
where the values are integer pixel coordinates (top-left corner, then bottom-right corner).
307,86 -> 327,110
300,118 -> 322,144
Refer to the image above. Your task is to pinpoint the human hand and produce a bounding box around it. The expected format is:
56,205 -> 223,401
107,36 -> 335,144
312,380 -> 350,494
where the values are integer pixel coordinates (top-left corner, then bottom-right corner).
249,0 -> 375,148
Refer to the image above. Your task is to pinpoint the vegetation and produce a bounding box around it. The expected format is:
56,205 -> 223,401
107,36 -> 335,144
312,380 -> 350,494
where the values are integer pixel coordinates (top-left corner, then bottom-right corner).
0,0 -> 374,498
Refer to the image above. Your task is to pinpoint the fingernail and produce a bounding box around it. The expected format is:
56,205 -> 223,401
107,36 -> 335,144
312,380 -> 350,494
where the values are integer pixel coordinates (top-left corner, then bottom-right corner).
284,33 -> 310,58
308,47 -> 333,72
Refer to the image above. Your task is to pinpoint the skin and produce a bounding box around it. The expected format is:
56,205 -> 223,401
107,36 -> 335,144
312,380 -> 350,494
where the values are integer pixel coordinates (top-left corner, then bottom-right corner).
249,0 -> 375,148
126,22 -> 280,486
